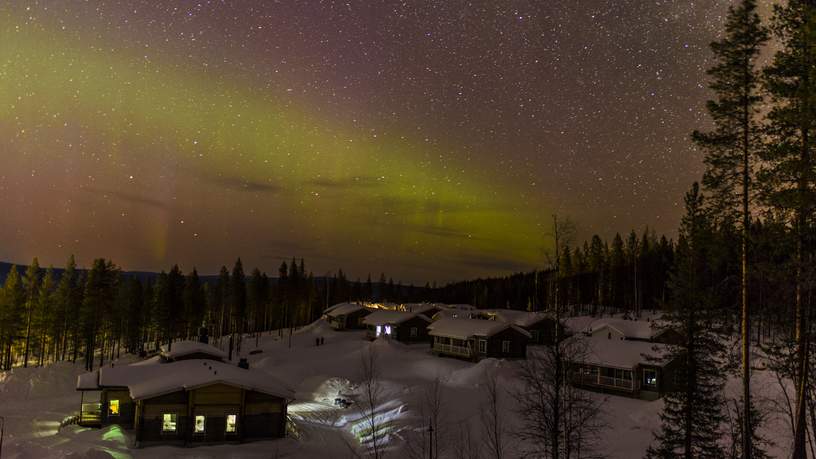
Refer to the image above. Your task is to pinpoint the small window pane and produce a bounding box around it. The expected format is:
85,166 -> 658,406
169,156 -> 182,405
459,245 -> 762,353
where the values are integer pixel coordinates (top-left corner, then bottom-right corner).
502,340 -> 511,353
162,413 -> 177,432
108,399 -> 120,416
194,415 -> 205,433
226,414 -> 238,433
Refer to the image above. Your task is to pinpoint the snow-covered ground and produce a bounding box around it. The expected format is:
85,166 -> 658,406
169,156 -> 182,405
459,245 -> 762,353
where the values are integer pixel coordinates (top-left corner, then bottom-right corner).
0,318 -> 794,458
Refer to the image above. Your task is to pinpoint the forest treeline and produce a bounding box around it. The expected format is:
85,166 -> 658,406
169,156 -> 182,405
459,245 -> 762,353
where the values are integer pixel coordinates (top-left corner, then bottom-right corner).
0,256 -> 440,372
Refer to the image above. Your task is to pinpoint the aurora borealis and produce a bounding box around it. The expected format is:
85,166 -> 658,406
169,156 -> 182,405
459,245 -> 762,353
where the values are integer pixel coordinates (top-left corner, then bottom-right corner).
0,1 -> 771,283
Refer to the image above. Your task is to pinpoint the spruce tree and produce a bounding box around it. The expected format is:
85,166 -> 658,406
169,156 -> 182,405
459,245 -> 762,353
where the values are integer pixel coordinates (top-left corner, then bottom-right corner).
646,183 -> 727,459
35,267 -> 55,366
55,255 -> 82,362
184,269 -> 204,337
761,2 -> 816,455
0,266 -> 25,369
22,257 -> 40,367
692,2 -> 768,456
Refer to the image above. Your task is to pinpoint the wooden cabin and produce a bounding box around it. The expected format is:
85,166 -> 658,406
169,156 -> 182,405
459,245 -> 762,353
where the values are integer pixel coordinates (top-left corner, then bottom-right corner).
159,340 -> 227,363
481,310 -> 565,345
362,310 -> 431,343
581,317 -> 682,345
76,341 -> 294,447
323,303 -> 373,330
399,303 -> 444,318
567,334 -> 678,400
427,318 -> 530,361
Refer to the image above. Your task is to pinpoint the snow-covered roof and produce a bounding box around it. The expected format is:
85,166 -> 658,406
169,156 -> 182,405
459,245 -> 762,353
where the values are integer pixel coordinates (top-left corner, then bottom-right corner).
324,302 -> 369,318
445,304 -> 476,311
363,310 -> 431,326
563,316 -> 596,334
487,309 -> 552,328
160,340 -> 227,361
585,318 -> 655,340
427,318 -> 532,340
578,335 -> 669,369
400,303 -> 443,314
76,359 -> 295,401
77,370 -> 100,390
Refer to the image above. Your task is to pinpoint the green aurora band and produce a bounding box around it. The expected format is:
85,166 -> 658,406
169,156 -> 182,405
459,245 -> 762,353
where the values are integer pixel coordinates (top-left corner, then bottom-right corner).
0,10 -> 550,281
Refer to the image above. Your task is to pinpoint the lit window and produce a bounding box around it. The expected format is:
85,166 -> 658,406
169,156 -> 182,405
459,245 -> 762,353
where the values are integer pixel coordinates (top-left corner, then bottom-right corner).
108,399 -> 120,416
376,325 -> 382,336
479,339 -> 487,353
194,415 -> 205,433
162,413 -> 177,432
226,414 -> 238,433
384,325 -> 392,335
501,340 -> 510,353
644,369 -> 658,387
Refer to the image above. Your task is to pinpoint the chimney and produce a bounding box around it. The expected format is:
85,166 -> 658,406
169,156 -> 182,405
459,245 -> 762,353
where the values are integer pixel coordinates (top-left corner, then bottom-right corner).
238,358 -> 249,370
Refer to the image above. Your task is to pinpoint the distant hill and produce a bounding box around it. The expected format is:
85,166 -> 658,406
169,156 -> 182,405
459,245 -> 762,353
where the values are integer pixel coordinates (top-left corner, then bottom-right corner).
0,261 -> 224,285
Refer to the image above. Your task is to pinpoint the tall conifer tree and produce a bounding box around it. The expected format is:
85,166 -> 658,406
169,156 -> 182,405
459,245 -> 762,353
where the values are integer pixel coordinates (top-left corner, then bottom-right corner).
692,2 -> 767,456
647,183 -> 727,459
762,2 -> 816,455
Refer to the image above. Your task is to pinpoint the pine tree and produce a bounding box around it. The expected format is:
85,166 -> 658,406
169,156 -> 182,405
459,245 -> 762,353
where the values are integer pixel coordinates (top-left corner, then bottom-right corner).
692,3 -> 768,455
216,266 -> 230,339
647,183 -> 727,459
0,266 -> 25,369
761,2 -> 816,455
184,269 -> 205,337
35,267 -> 55,366
22,257 -> 40,367
231,258 -> 246,354
55,255 -> 82,362
80,259 -> 119,371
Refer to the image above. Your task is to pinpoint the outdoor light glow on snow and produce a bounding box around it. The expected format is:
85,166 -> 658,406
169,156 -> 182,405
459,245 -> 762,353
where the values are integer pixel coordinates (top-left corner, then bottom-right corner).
0,1 -> 772,281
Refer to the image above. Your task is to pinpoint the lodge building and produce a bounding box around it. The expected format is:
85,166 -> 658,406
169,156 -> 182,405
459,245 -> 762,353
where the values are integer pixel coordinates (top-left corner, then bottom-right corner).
427,318 -> 530,361
76,340 -> 294,447
362,310 -> 432,343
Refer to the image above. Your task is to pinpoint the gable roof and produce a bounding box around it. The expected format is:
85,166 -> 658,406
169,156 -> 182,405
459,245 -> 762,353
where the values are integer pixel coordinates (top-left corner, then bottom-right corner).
576,335 -> 669,369
487,310 -> 553,328
400,303 -> 443,314
585,318 -> 655,340
76,358 -> 295,401
362,310 -> 431,326
324,302 -> 369,318
427,318 -> 532,340
160,340 -> 227,361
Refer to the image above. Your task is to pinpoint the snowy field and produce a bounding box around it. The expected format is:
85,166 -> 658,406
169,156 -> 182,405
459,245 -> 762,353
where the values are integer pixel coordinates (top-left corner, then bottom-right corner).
0,318 -> 793,458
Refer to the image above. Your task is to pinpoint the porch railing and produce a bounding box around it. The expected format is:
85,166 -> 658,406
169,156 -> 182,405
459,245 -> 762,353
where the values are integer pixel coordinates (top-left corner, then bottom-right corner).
574,371 -> 634,391
433,343 -> 471,357
79,403 -> 102,424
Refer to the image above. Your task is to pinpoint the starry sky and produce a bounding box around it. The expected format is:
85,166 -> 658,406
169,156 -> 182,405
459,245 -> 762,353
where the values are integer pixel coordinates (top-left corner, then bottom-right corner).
0,1 -> 773,283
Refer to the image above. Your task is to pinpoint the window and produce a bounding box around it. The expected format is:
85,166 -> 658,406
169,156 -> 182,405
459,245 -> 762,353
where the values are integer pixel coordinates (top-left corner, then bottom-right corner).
108,399 -> 120,416
478,339 -> 487,354
376,325 -> 382,337
643,369 -> 658,388
531,330 -> 540,342
162,413 -> 177,432
384,325 -> 392,335
501,340 -> 511,353
615,369 -> 632,381
194,415 -> 205,434
410,327 -> 418,337
226,414 -> 238,433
